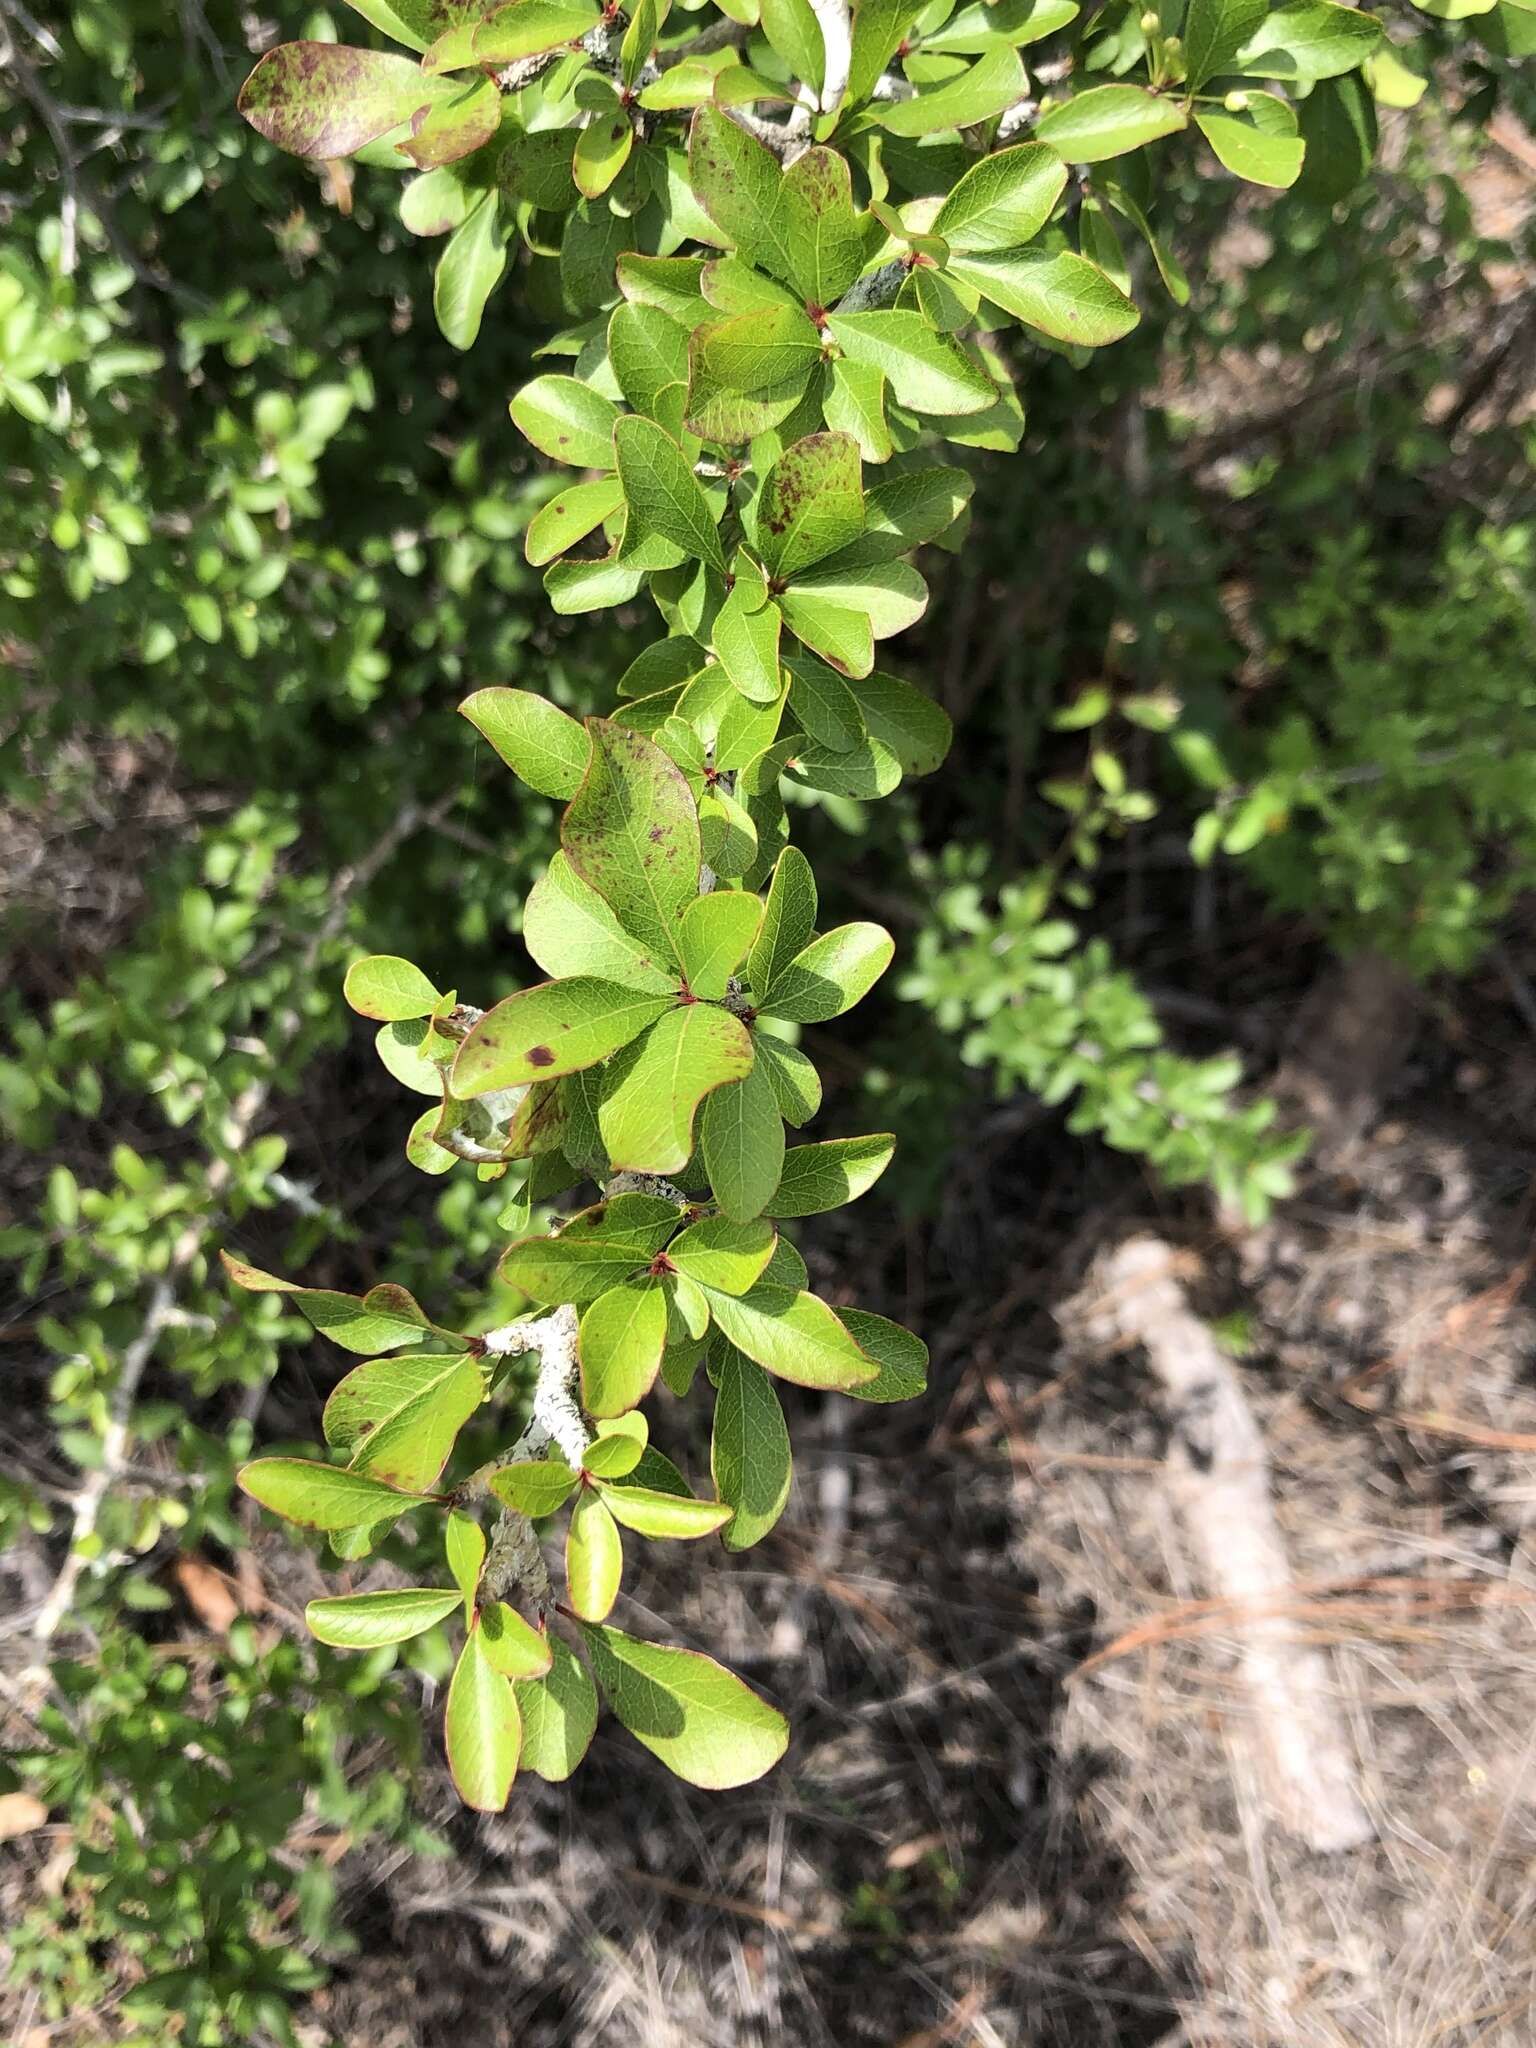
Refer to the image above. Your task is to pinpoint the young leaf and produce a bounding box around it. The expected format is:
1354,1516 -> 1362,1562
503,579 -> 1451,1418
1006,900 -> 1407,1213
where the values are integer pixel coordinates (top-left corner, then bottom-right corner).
567,1487 -> 624,1621
762,922 -> 894,1023
330,1352 -> 483,1491
596,1483 -> 732,1539
598,1003 -> 754,1172
563,720 -> 702,963
747,846 -> 817,997
702,1283 -> 878,1389
834,1306 -> 929,1403
445,1626 -> 521,1811
688,105 -> 798,287
699,1054 -> 787,1221
668,1213 -> 778,1293
712,1348 -> 792,1550
766,1133 -> 895,1217
239,1458 -> 437,1531
516,1635 -> 599,1780
582,1426 -> 647,1480
490,1456 -> 581,1517
826,310 -> 996,416
452,979 -> 674,1097
510,375 -> 622,470
756,432 -> 864,580
932,141 -> 1067,252
446,1511 -> 486,1610
1035,85 -> 1188,163
947,247 -> 1140,348
479,1600 -> 554,1679
613,414 -> 727,573
579,1277 -> 669,1415
306,1587 -> 462,1649
582,1624 -> 789,1788
675,891 -> 764,999
523,852 -> 679,993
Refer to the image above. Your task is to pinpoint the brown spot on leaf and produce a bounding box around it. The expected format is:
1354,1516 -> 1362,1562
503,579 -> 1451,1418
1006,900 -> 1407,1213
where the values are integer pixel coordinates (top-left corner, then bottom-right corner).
527,1045 -> 555,1068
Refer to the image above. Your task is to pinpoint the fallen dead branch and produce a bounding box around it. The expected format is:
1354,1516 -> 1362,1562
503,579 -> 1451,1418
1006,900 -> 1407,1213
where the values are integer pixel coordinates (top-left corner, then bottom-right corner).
1071,1235 -> 1375,1853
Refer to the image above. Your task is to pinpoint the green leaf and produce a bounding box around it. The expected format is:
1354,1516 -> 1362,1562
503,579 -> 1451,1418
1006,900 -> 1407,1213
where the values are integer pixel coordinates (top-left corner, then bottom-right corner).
341,0 -> 464,56
766,1132 -> 894,1217
579,1277 -> 669,1415
399,73 -> 501,169
760,0 -> 825,96
778,589 -> 873,676
239,1458 -> 437,1531
567,1487 -> 623,1621
325,1352 -> 483,1490
516,1635 -> 599,1780
452,979 -> 674,1096
1294,74 -> 1375,203
510,375 -> 621,470
826,310 -> 996,417
698,1055 -> 787,1221
778,148 -> 871,303
1182,0 -> 1266,87
498,1194 -> 681,1303
546,551 -> 647,614
753,1033 -> 822,1125
608,301 -> 692,421
922,0 -> 1080,48
787,654 -> 863,752
582,1423 -> 647,1479
712,584 -> 784,701
1195,106 -> 1305,189
614,414 -> 727,573
688,105 -> 798,287
712,1348 -> 792,1550
668,1213 -> 778,1292
524,476 -> 626,566
847,672 -> 951,774
479,1601 -> 554,1679
523,851 -> 679,993
222,1253 -> 446,1354
848,0 -> 909,102
824,357 -> 892,463
675,891 -> 764,999
948,246 -> 1139,347
755,432 -> 865,579
596,1482 -> 732,1538
434,194 -> 506,351
598,1003 -> 755,1173
240,42 -> 448,158
563,719 -> 702,963
344,954 -> 441,1021
489,1456 -> 581,1515
446,1511 -> 486,1610
1036,85 -> 1187,163
1233,0 -> 1382,79
686,302 -> 822,435
460,687 -> 591,799
835,1307 -> 928,1403
703,1283 -> 877,1389
762,922 -> 894,1022
306,1587 -> 462,1649
574,109 -> 635,199
932,141 -> 1067,253
582,1624 -> 789,1787
747,845 -> 817,995
470,0 -> 601,61
876,44 -> 1024,135
445,1626 -> 521,1810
